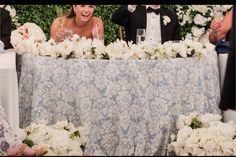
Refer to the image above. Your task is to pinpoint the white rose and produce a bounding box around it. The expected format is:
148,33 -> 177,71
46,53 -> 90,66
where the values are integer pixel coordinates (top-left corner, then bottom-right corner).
191,26 -> 205,37
163,15 -> 171,25
194,14 -> 208,26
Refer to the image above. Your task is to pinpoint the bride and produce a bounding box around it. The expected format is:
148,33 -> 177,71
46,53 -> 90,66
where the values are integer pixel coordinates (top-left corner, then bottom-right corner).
50,5 -> 104,42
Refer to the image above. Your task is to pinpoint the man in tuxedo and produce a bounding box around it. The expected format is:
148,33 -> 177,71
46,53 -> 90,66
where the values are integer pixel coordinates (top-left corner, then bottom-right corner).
0,7 -> 12,51
219,5 -> 235,111
111,5 -> 181,45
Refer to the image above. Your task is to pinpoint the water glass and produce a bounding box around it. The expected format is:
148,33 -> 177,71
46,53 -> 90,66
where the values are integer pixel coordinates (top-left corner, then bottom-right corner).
63,28 -> 73,40
136,28 -> 146,44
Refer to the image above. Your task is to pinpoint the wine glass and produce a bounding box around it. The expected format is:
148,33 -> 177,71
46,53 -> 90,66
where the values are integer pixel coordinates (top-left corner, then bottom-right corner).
63,28 -> 74,40
214,10 -> 224,21
92,24 -> 104,42
136,28 -> 146,44
211,11 -> 223,36
56,7 -> 64,28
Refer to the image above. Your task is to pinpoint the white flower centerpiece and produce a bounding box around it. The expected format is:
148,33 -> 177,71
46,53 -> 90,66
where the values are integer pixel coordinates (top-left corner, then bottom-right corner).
39,35 -> 106,59
10,22 -> 46,54
168,112 -> 236,156
10,23 -> 215,60
16,120 -> 87,156
37,37 -> 215,60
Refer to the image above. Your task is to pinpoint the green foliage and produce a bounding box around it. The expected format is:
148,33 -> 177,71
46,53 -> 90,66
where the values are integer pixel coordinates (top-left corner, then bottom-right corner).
23,138 -> 35,148
94,5 -> 120,45
190,117 -> 203,129
11,5 -> 120,45
12,5 -> 57,38
70,130 -> 81,139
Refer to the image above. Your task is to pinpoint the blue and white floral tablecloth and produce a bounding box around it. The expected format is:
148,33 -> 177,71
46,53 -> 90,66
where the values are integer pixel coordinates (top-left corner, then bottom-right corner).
17,52 -> 221,155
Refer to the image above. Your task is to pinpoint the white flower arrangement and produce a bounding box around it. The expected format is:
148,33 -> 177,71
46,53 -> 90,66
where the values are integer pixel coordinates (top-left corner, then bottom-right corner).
175,5 -> 232,43
11,25 -> 216,60
10,22 -> 46,54
162,15 -> 171,25
168,112 -> 236,156
16,120 -> 87,156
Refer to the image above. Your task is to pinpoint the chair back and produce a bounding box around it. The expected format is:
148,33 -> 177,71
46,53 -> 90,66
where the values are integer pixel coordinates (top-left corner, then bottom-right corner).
118,26 -> 125,40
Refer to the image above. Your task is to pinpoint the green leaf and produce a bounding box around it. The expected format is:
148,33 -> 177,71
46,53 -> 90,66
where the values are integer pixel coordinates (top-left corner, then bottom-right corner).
190,117 -> 202,129
23,138 -> 35,148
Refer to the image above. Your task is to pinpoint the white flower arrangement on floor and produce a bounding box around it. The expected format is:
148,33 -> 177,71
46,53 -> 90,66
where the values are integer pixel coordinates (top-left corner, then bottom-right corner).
10,23 -> 216,60
168,112 -> 236,156
16,120 -> 87,156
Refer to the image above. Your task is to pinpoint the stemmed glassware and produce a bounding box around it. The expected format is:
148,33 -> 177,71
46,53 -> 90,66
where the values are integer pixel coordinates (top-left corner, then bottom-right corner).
92,23 -> 104,43
56,7 -> 73,40
213,10 -> 224,33
136,28 -> 146,44
56,7 -> 64,27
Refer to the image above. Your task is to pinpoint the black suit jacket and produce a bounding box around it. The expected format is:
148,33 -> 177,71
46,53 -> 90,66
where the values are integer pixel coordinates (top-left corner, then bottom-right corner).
219,6 -> 235,110
112,5 -> 181,44
0,8 -> 12,49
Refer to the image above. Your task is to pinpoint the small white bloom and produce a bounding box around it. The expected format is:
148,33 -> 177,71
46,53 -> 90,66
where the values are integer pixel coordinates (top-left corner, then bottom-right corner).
194,14 -> 208,26
163,15 -> 171,25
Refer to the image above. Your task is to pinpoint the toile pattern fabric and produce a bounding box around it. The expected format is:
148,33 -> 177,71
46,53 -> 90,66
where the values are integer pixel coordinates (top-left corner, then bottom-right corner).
17,53 -> 221,156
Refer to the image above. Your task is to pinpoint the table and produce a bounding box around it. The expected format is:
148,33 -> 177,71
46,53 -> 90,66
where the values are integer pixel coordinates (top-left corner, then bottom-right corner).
0,49 -> 19,130
17,52 -> 221,155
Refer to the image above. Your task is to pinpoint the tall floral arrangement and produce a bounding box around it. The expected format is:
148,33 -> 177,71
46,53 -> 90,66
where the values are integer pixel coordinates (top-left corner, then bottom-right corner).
168,112 -> 236,156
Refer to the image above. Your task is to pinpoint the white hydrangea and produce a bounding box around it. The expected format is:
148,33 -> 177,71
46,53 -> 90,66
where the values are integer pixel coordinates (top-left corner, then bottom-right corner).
10,22 -> 46,54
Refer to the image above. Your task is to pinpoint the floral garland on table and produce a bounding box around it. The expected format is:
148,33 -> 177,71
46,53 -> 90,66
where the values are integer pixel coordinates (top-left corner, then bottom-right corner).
10,23 -> 216,60
14,120 -> 87,156
168,112 -> 236,156
176,5 -> 232,43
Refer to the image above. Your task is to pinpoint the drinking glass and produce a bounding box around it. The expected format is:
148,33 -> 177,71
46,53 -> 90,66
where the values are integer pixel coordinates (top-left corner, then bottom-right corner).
136,28 -> 146,44
56,7 -> 64,28
63,28 -> 74,40
214,11 -> 224,21
92,24 -> 104,43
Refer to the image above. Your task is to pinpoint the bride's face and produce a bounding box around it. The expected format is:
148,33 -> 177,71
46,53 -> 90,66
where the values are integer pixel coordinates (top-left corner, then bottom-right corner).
73,5 -> 95,22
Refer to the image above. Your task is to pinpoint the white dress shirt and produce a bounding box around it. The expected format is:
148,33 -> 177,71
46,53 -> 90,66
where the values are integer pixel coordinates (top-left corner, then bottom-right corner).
145,5 -> 162,46
127,5 -> 162,46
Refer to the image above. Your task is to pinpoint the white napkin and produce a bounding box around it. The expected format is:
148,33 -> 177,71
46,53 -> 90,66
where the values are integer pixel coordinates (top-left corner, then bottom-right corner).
0,40 -> 5,54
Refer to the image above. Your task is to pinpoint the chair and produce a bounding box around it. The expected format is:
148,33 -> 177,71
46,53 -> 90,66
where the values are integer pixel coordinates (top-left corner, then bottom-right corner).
118,26 -> 125,40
